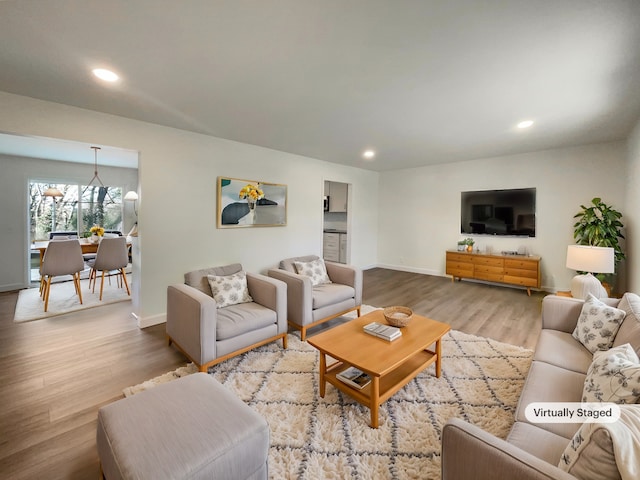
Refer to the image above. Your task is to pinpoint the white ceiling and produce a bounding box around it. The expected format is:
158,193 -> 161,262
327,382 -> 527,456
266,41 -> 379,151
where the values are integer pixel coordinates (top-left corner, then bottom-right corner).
0,0 -> 639,171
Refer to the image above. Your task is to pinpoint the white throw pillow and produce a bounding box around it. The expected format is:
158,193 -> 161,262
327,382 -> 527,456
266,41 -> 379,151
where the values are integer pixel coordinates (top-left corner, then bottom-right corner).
572,294 -> 626,353
293,258 -> 332,286
207,271 -> 253,308
582,343 -> 640,404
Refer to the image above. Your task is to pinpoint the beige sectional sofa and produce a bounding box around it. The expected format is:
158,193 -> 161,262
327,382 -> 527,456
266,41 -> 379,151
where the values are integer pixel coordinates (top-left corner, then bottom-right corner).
442,293 -> 640,480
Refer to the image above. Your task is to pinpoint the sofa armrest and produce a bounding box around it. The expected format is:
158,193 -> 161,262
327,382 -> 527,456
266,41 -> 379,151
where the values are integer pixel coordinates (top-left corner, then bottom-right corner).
325,262 -> 363,305
247,273 -> 287,334
166,284 -> 217,365
268,269 -> 313,327
442,419 -> 576,480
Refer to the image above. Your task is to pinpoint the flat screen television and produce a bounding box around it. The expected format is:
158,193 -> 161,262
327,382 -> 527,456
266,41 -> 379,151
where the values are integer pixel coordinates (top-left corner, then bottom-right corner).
460,187 -> 536,237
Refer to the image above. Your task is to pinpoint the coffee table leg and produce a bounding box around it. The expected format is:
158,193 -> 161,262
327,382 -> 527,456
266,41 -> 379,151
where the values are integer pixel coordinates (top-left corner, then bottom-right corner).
319,352 -> 326,398
370,376 -> 380,428
435,338 -> 443,378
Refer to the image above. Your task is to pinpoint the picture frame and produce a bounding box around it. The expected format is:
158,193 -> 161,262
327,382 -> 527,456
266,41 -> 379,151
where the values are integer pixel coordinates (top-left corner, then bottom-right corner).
217,176 -> 287,228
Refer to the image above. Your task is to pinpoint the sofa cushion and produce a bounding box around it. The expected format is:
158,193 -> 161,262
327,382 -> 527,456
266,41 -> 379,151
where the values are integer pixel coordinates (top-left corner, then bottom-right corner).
207,270 -> 253,308
534,330 -> 593,374
294,258 -> 332,286
558,405 -> 640,480
516,361 -> 584,439
185,263 -> 243,296
312,283 -> 355,310
572,294 -> 625,354
507,421 -> 572,466
216,302 -> 277,340
582,343 -> 640,404
613,292 -> 640,357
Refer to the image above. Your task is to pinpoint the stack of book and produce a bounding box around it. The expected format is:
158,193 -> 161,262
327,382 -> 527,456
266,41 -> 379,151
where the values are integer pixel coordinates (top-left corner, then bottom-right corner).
363,322 -> 402,341
336,367 -> 371,389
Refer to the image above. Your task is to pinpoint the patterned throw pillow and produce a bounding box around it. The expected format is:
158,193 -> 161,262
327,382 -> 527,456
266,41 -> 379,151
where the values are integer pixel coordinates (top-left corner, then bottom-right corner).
572,294 -> 626,354
207,271 -> 253,308
293,258 -> 332,286
582,343 -> 640,403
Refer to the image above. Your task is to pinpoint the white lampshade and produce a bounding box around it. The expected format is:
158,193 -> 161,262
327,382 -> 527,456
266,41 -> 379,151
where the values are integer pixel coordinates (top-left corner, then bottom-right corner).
566,245 -> 614,274
124,191 -> 139,201
566,245 -> 614,299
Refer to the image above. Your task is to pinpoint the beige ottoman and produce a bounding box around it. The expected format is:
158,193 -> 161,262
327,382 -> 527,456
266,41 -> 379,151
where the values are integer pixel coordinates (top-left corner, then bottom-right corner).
97,372 -> 269,479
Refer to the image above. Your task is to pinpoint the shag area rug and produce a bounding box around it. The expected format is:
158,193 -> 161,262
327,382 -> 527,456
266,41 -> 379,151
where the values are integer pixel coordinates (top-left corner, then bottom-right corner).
124,321 -> 532,479
14,275 -> 131,323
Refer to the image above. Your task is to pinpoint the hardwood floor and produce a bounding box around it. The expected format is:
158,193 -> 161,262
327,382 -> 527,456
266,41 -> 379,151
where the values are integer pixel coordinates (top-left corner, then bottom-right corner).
0,268 -> 547,479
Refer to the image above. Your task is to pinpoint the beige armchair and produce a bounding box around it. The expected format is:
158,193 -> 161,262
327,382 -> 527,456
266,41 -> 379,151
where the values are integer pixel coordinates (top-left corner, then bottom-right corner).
268,255 -> 362,341
166,263 -> 287,372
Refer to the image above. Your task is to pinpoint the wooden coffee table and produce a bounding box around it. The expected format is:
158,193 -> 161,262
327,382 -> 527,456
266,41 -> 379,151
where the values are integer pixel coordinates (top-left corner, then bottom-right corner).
307,309 -> 451,428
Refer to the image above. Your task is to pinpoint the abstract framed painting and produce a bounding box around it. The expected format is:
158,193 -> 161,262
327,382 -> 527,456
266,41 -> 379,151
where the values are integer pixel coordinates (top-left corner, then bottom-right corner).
217,176 -> 287,228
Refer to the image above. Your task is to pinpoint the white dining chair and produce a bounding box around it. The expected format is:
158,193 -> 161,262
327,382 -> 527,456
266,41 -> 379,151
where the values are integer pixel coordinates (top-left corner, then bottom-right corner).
40,239 -> 85,312
87,236 -> 131,300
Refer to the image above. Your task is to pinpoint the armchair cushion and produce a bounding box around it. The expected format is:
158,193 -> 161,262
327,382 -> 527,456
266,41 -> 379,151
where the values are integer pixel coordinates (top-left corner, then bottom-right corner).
572,294 -> 625,354
207,270 -> 253,308
294,258 -> 332,286
312,283 -> 356,310
216,302 -> 278,341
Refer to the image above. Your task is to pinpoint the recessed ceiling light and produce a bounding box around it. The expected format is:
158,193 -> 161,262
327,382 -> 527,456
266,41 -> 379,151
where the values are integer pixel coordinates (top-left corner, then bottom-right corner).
517,120 -> 534,129
363,150 -> 375,159
92,68 -> 119,82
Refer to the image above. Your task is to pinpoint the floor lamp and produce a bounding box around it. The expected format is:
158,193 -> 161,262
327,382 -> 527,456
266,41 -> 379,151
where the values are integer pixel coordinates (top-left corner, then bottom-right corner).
124,190 -> 138,237
566,245 -> 614,299
43,187 -> 64,233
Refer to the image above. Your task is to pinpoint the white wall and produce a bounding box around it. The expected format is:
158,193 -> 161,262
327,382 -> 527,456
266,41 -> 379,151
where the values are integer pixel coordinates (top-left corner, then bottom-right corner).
626,118 -> 640,292
377,142 -> 628,292
0,153 -> 138,292
0,92 -> 379,326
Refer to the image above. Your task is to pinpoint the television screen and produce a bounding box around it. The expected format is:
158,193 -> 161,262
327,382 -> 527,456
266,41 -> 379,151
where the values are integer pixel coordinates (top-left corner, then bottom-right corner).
460,188 -> 536,237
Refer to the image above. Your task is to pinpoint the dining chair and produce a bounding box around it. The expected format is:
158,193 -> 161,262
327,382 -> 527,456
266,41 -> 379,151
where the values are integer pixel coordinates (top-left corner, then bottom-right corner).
40,238 -> 85,312
87,236 -> 131,300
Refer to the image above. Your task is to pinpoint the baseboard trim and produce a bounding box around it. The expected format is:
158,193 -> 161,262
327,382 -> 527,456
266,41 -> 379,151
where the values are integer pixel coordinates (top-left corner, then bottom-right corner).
374,263 -> 442,277
137,312 -> 166,329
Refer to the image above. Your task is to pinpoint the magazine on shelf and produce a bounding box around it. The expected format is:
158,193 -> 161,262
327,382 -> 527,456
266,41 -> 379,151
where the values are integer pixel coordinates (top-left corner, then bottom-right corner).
336,366 -> 371,389
363,322 -> 402,341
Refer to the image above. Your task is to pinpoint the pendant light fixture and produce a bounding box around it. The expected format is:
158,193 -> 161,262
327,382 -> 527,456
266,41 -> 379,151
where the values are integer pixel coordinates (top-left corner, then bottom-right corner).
82,146 -> 115,203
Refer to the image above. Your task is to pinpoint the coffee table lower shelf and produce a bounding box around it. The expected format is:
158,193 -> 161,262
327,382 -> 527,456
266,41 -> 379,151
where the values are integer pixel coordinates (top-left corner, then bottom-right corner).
320,348 -> 438,428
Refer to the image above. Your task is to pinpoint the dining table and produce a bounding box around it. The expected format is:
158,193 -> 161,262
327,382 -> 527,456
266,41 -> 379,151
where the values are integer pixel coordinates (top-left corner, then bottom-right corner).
31,238 -> 130,266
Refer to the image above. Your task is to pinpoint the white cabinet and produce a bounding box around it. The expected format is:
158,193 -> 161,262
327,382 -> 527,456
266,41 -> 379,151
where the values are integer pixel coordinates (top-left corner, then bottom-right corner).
324,181 -> 348,213
323,233 -> 340,262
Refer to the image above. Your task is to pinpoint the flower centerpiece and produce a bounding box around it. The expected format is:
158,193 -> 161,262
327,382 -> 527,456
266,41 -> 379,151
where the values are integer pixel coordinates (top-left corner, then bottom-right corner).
239,184 -> 264,211
90,225 -> 105,243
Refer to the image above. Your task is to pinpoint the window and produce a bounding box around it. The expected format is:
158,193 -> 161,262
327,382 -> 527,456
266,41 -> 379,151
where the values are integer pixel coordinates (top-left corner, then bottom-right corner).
29,181 -> 124,241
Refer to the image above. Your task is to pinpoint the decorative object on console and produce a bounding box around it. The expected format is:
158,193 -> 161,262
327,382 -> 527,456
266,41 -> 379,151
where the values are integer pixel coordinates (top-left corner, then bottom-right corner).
217,176 -> 287,228
383,305 -> 413,327
566,245 -> 614,299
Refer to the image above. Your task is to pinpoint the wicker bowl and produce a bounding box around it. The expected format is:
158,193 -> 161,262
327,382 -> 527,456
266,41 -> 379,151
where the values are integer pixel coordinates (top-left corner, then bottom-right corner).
383,306 -> 413,327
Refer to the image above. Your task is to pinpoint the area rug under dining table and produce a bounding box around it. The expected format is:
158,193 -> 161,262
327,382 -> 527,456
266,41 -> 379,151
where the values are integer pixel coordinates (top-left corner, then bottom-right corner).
13,275 -> 132,323
124,311 -> 533,480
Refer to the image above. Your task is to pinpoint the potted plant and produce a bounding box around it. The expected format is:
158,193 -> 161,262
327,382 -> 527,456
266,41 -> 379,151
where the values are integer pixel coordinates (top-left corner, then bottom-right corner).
573,198 -> 625,290
573,198 -> 625,265
464,237 -> 475,252
457,240 -> 466,251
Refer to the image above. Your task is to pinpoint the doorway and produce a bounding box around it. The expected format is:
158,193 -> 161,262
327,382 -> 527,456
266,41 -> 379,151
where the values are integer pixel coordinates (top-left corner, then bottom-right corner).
322,180 -> 350,264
